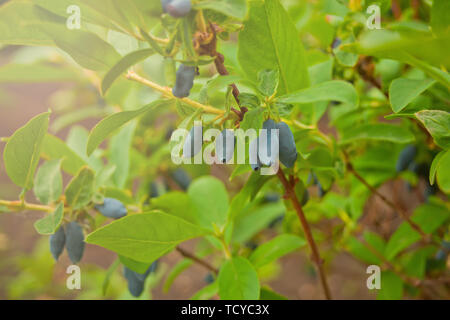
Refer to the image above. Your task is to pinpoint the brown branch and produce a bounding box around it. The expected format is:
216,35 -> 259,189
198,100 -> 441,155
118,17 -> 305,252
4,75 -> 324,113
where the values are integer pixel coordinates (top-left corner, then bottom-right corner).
277,169 -> 332,300
344,152 -> 429,241
176,246 -> 219,275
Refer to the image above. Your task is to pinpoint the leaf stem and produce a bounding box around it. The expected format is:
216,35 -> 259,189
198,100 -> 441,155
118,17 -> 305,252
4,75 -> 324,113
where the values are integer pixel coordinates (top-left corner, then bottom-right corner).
0,200 -> 53,213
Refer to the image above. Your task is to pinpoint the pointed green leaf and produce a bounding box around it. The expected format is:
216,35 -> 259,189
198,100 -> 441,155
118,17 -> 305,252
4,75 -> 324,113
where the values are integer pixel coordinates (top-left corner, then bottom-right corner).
341,123 -> 415,145
87,101 -> 165,156
33,159 -> 63,205
65,166 -> 95,210
3,112 -> 50,190
415,110 -> 450,149
389,78 -> 435,113
238,0 -> 309,95
33,202 -> 64,235
218,257 -> 260,300
86,211 -> 209,263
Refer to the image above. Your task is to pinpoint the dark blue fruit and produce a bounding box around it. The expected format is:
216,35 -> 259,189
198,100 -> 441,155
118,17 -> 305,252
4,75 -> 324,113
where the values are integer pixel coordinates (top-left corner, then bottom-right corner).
95,198 -> 127,219
424,182 -> 438,202
171,168 -> 191,190
263,193 -> 280,203
204,273 -> 215,284
249,138 -> 261,171
216,129 -> 235,163
124,267 -> 145,297
133,261 -> 159,282
65,222 -> 85,264
277,121 -> 297,168
396,145 -> 417,172
258,119 -> 279,166
301,189 -> 310,206
183,125 -> 203,158
172,64 -> 195,98
332,37 -> 342,49
161,0 -> 171,12
166,0 -> 191,18
49,226 -> 66,261
149,182 -> 159,199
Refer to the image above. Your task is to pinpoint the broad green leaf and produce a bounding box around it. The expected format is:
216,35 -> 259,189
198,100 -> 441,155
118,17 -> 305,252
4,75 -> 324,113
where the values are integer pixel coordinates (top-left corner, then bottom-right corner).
41,134 -> 86,176
258,69 -> 279,97
3,112 -> 50,190
86,211 -> 209,263
102,48 -> 154,95
0,2 -> 54,46
188,177 -> 229,231
436,150 -> 450,193
431,0 -> 450,35
109,121 -> 136,188
346,237 -> 382,265
240,108 -> 264,131
249,235 -> 306,268
40,24 -> 121,71
33,159 -> 63,205
389,78 -> 435,113
232,202 -> 285,243
377,271 -> 403,300
218,257 -> 260,300
238,0 -> 309,95
385,203 -> 450,260
195,0 -> 247,20
87,101 -> 165,156
277,80 -> 358,108
65,166 -> 95,210
151,192 -> 197,225
340,123 -> 415,145
33,202 -> 64,235
119,255 -> 152,274
415,110 -> 450,149
429,150 -> 446,185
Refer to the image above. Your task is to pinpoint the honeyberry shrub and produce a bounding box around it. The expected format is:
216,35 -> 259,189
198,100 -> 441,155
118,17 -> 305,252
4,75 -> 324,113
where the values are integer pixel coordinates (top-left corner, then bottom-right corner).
0,0 -> 449,300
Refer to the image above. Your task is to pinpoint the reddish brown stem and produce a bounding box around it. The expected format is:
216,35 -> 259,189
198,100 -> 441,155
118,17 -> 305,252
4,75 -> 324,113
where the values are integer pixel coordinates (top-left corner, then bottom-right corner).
176,246 -> 218,275
277,169 -> 332,300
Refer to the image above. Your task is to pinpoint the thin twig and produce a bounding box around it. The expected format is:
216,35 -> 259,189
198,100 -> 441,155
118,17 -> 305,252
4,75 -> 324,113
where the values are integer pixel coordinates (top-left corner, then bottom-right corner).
176,246 -> 219,275
277,170 -> 332,300
0,200 -> 54,213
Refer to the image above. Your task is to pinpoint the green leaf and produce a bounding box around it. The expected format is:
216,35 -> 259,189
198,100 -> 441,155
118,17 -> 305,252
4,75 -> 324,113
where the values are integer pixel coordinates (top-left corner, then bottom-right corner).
385,203 -> 450,260
377,271 -> 403,300
33,159 -> 63,205
429,150 -> 446,185
39,24 -> 121,71
257,69 -> 279,97
238,0 -> 309,95
33,202 -> 64,235
340,123 -> 415,145
195,0 -> 247,20
240,108 -> 264,131
191,281 -> 219,300
101,48 -> 154,95
431,0 -> 450,35
102,258 -> 120,296
249,235 -> 305,268
260,287 -> 288,300
109,121 -> 136,188
277,80 -> 358,108
415,110 -> 450,149
188,177 -> 229,231
218,257 -> 260,300
436,150 -> 450,193
41,134 -> 87,176
86,211 -> 209,263
0,2 -> 54,46
87,101 -> 165,156
119,255 -> 151,274
65,166 -> 95,210
389,78 -> 435,113
151,192 -> 197,225
3,112 -> 50,190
